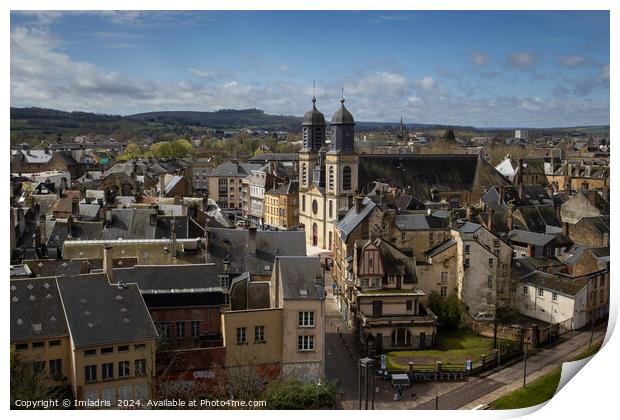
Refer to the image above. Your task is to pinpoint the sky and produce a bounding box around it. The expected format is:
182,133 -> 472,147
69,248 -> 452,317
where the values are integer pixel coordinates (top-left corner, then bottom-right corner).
10,10 -> 610,128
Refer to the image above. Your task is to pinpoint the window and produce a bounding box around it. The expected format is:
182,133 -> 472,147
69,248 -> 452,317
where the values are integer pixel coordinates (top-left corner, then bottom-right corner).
134,344 -> 146,351
135,359 -> 146,377
440,272 -> 448,283
118,361 -> 130,378
102,388 -> 115,404
191,321 -> 201,338
406,300 -> 413,311
32,341 -> 44,349
176,321 -> 185,338
101,347 -> 113,354
302,194 -> 306,212
464,259 -> 470,269
119,385 -> 132,400
298,311 -> 315,327
85,365 -> 97,383
342,166 -> 352,191
84,349 -> 96,356
552,292 -> 558,302
523,286 -> 528,295
135,383 -> 149,401
49,359 -> 62,378
401,231 -> 406,241
118,345 -> 129,352
538,288 -> 544,297
15,343 -> 27,351
102,363 -> 114,380
328,167 -> 334,190
450,196 -> 459,208
49,340 -> 61,347
488,258 -> 494,268
236,327 -> 247,345
429,232 -> 434,242
441,287 -> 447,297
312,199 -> 318,215
255,326 -> 265,343
218,274 -> 230,288
159,323 -> 172,339
465,245 -> 470,254
301,164 -> 307,185
84,390 -> 98,403
298,335 -> 315,351
328,200 -> 333,219
493,239 -> 500,247
487,276 -> 493,289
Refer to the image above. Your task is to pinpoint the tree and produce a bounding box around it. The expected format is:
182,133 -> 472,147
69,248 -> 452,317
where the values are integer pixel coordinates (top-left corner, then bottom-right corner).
262,379 -> 341,409
117,143 -> 144,161
428,291 -> 462,330
10,350 -> 66,407
443,129 -> 456,142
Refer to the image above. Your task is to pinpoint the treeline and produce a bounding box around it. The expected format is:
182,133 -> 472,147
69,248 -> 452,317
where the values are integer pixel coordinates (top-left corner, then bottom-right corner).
117,139 -> 194,161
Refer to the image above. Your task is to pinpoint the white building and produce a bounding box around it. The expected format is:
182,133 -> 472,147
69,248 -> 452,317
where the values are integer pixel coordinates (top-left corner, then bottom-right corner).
515,129 -> 529,141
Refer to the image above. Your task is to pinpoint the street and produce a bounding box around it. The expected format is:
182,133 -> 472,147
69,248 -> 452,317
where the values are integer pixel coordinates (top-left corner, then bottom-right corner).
323,282 -> 607,410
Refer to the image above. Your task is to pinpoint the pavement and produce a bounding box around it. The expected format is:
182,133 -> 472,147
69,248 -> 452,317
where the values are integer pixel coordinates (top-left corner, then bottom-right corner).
323,277 -> 607,410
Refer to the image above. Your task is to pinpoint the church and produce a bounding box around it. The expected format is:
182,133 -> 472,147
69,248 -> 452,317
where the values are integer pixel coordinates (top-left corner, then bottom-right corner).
298,94 -> 359,250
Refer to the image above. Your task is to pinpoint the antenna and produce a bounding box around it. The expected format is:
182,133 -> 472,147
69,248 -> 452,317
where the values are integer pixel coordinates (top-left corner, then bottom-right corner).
341,84 -> 345,104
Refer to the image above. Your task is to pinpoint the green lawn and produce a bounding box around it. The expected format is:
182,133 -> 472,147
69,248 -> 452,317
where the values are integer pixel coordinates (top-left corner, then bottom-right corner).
490,368 -> 562,410
490,344 -> 602,410
387,330 -> 499,370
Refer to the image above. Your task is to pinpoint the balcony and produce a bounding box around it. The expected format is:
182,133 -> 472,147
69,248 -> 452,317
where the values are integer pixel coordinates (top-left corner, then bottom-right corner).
357,305 -> 438,328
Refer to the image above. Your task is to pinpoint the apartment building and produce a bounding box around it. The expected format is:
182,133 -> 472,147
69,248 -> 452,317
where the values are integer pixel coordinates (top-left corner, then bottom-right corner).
206,163 -> 261,210
10,274 -> 158,406
264,181 -> 299,230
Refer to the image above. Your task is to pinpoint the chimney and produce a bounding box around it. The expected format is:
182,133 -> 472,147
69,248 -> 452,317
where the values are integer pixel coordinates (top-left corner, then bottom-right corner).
563,222 -> 570,237
487,207 -> 494,231
518,184 -> 524,201
506,202 -> 515,231
159,175 -> 166,197
466,206 -> 473,222
67,215 -> 74,238
71,197 -> 79,216
497,186 -> 505,206
103,245 -> 114,282
104,207 -> 113,227
355,195 -> 363,214
248,226 -> 257,256
517,159 -> 524,186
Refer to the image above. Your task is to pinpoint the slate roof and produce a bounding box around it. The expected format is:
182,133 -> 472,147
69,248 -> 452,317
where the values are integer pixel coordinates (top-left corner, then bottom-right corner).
113,264 -> 222,293
574,215 -> 610,235
358,154 -> 509,201
394,214 -> 446,231
268,180 -> 299,195
21,257 -> 137,278
373,238 -> 417,283
515,205 -> 561,233
10,277 -> 68,341
102,208 -> 189,240
426,239 -> 457,257
509,230 -> 556,246
19,149 -> 53,164
248,153 -> 299,163
208,162 -> 261,177
394,194 -> 426,211
276,256 -> 324,299
520,271 -> 587,297
458,222 -> 483,234
335,197 -> 377,241
47,220 -> 103,248
206,228 -> 306,275
56,273 -> 158,347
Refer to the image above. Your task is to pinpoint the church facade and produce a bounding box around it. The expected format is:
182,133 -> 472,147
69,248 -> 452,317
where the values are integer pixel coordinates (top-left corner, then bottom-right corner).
298,95 -> 359,250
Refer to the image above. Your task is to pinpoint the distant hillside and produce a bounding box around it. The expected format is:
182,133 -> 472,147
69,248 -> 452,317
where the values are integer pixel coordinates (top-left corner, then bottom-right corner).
127,109 -> 302,131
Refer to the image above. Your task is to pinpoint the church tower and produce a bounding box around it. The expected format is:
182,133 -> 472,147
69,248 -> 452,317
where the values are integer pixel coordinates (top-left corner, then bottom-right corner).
325,94 -> 359,227
298,93 -> 326,189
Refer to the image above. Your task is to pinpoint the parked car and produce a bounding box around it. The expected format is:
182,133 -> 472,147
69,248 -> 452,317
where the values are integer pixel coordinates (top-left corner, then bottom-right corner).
473,311 -> 495,321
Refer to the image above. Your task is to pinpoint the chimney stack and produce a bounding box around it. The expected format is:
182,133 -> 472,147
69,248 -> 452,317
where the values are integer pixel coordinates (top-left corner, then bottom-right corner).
466,206 -> 473,222
71,197 -> 79,216
563,222 -> 570,238
498,186 -> 505,206
159,175 -> 166,198
355,195 -> 363,214
487,207 -> 494,231
248,226 -> 257,256
517,159 -> 524,186
67,215 -> 74,238
507,201 -> 514,231
103,245 -> 114,282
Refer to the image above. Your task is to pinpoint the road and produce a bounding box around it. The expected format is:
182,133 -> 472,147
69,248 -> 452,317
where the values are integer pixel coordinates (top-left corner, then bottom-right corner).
323,282 -> 607,410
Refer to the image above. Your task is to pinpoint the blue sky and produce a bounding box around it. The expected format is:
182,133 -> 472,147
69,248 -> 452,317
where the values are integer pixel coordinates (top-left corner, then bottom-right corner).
10,10 -> 609,127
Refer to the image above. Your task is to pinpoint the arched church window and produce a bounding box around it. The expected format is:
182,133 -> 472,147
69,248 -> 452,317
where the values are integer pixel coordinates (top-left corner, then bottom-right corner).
301,163 -> 307,186
342,166 -> 352,191
328,167 -> 334,190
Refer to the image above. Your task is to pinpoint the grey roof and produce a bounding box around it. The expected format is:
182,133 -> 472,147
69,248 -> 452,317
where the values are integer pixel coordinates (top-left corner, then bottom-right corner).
268,180 -> 299,195
103,208 -> 189,240
520,271 -> 587,297
335,197 -> 377,241
302,100 -> 326,126
509,230 -> 555,246
10,277 -> 69,341
113,264 -> 222,293
575,216 -> 609,235
47,220 -> 103,248
276,256 -> 324,299
21,258 -> 137,278
514,205 -> 561,233
331,99 -> 355,125
208,162 -> 261,177
248,153 -> 299,163
57,273 -> 158,347
395,214 -> 446,231
79,203 -> 101,220
19,149 -> 53,164
206,228 -> 307,275
458,222 -> 483,234
426,239 -> 457,257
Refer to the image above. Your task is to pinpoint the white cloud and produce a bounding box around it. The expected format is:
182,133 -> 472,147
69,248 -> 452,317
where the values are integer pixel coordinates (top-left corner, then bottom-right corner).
558,55 -> 585,68
508,52 -> 537,69
189,67 -> 213,80
471,51 -> 489,66
415,76 -> 437,92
